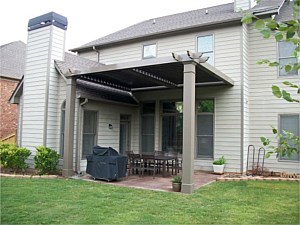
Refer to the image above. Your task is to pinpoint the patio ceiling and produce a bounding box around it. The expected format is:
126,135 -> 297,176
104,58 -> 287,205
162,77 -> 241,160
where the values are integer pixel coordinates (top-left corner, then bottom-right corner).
55,53 -> 234,93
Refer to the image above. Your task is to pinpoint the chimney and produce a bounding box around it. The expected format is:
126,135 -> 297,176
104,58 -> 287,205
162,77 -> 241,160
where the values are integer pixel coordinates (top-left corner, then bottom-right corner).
21,12 -> 68,155
234,0 -> 257,12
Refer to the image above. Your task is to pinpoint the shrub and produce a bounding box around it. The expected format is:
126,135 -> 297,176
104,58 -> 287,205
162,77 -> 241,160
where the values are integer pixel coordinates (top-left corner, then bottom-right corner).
34,146 -> 60,175
0,143 -> 31,173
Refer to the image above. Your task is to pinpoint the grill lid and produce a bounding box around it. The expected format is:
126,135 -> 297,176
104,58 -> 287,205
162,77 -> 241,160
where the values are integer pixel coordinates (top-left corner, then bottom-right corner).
92,146 -> 119,156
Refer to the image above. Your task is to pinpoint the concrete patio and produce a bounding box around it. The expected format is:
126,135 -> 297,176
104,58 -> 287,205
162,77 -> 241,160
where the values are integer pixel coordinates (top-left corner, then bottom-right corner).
77,170 -> 221,192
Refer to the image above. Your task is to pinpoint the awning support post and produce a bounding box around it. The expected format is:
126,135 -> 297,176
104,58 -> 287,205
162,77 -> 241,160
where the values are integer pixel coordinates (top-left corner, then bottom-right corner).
62,77 -> 76,177
181,62 -> 196,194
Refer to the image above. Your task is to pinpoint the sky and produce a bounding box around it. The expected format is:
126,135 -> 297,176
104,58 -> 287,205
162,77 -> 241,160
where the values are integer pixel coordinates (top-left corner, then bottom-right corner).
0,0 -> 233,51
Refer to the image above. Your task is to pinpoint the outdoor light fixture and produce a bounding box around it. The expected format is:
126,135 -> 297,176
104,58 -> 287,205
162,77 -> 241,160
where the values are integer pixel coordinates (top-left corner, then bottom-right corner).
108,124 -> 113,129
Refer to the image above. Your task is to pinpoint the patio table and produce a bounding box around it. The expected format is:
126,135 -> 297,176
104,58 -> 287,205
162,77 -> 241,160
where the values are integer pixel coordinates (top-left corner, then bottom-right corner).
141,154 -> 178,177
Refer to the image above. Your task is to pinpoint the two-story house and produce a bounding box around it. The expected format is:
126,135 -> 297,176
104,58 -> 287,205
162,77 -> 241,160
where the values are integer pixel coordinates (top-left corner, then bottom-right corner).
10,0 -> 299,193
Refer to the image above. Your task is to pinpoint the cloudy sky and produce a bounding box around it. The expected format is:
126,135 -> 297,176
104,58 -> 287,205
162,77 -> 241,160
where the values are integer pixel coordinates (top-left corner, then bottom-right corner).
0,0 -> 233,51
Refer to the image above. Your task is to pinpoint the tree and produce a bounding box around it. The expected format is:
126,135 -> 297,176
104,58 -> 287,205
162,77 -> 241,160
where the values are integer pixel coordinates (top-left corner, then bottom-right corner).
242,0 -> 300,159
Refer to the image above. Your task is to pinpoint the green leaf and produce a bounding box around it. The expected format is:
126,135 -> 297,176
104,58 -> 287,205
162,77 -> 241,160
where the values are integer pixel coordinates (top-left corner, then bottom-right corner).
285,64 -> 292,72
275,32 -> 284,42
266,20 -> 278,29
269,62 -> 280,67
278,22 -> 288,31
260,28 -> 271,38
272,127 -> 278,134
272,85 -> 282,98
241,13 -> 255,24
255,19 -> 265,29
282,90 -> 293,102
287,31 -> 295,39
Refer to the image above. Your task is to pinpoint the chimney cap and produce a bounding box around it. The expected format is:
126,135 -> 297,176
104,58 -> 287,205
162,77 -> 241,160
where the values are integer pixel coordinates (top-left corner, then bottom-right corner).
28,12 -> 68,31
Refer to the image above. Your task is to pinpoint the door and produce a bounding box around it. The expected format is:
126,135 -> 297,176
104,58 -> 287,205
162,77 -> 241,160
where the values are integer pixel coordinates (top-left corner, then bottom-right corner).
119,115 -> 131,155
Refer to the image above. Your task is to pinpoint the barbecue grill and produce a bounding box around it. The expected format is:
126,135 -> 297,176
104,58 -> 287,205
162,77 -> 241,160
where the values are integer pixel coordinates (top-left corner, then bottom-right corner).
86,146 -> 127,181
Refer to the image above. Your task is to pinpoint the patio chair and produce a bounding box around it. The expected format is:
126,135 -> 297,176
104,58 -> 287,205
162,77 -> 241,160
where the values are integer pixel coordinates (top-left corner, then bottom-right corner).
166,151 -> 179,175
141,154 -> 157,178
127,152 -> 143,176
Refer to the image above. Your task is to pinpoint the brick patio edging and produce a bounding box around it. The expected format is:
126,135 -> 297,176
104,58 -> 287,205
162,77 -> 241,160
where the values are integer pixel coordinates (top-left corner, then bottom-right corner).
216,176 -> 300,182
0,173 -> 60,179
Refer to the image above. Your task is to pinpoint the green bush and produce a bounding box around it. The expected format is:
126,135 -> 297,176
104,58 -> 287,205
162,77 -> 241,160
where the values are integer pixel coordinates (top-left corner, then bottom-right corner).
34,146 -> 60,175
172,175 -> 182,183
0,143 -> 31,172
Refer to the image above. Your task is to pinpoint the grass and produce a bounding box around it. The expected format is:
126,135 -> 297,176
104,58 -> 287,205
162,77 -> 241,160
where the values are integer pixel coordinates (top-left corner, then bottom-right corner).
1,178 -> 299,224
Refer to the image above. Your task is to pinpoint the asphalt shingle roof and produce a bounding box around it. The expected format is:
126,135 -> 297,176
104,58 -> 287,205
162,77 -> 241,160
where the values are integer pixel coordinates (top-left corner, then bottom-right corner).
55,52 -> 103,75
72,0 -> 287,52
0,41 -> 26,80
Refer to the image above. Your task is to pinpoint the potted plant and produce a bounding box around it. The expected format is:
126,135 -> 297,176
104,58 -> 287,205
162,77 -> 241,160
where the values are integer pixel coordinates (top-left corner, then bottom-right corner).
212,156 -> 226,174
172,175 -> 182,192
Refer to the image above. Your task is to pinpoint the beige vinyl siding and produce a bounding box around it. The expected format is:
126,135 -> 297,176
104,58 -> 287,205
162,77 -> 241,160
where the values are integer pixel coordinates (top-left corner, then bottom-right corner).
248,24 -> 300,173
78,101 -> 139,172
46,27 -> 66,151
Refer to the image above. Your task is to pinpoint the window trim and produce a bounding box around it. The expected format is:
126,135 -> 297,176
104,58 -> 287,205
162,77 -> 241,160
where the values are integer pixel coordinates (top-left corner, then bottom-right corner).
142,43 -> 157,59
195,99 -> 215,160
140,102 -> 156,153
81,110 -> 98,159
277,41 -> 299,77
196,34 -> 215,66
160,100 -> 183,154
278,113 -> 300,162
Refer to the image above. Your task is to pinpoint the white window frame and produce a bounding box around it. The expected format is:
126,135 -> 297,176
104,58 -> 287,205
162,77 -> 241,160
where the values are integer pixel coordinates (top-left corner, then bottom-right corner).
81,110 -> 98,159
278,114 -> 300,162
278,41 -> 299,77
142,43 -> 157,59
195,99 -> 215,159
140,102 -> 156,153
196,34 -> 214,65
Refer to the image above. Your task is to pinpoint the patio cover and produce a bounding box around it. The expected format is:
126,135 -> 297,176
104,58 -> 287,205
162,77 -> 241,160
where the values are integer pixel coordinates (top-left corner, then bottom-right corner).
55,53 -> 234,94
55,52 -> 234,194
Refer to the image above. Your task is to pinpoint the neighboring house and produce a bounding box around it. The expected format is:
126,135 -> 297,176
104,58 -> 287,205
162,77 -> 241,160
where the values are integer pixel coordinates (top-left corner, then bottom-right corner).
10,0 -> 299,193
0,41 -> 26,140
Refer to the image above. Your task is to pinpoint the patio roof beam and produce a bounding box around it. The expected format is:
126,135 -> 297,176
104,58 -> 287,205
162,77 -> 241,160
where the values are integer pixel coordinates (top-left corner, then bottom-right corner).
131,68 -> 178,88
131,81 -> 226,92
79,75 -> 131,92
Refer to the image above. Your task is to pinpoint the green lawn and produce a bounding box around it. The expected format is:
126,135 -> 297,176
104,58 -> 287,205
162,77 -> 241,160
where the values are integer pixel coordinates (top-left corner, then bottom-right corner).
1,178 -> 299,224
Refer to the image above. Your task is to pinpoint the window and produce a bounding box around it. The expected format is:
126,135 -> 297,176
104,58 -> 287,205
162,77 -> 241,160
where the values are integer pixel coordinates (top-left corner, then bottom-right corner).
279,115 -> 300,161
196,100 -> 214,158
141,102 -> 155,153
197,35 -> 214,65
278,41 -> 298,76
59,101 -> 66,158
82,111 -> 97,158
143,44 -> 156,58
162,101 -> 183,154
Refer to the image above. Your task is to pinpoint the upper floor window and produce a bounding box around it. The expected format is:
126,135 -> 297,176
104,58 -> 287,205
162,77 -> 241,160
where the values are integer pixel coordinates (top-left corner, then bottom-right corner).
278,41 -> 298,76
143,44 -> 156,59
197,35 -> 214,65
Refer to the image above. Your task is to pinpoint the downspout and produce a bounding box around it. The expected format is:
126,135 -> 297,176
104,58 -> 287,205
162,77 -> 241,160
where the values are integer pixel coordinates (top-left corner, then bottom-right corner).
75,98 -> 88,174
92,46 -> 100,62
